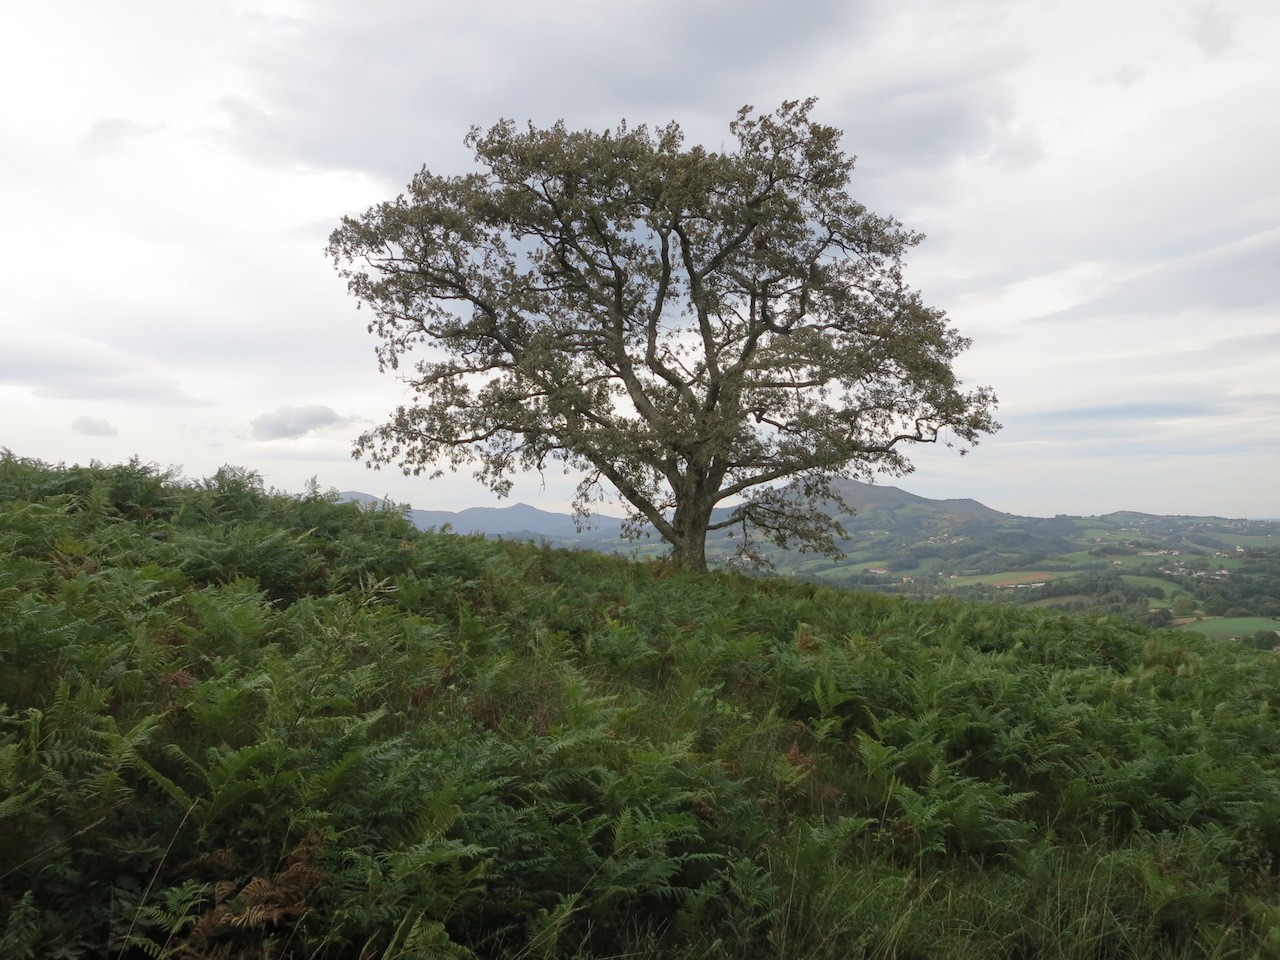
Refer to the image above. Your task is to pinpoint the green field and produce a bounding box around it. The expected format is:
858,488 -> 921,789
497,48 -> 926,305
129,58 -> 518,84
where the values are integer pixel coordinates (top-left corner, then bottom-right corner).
1204,533 -> 1280,548
946,570 -> 1060,588
1176,617 -> 1280,640
1106,555 -> 1170,569
1059,550 -> 1105,564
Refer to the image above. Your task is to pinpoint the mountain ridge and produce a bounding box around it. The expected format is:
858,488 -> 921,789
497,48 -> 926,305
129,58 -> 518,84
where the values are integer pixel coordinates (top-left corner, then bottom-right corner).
338,479 -> 1257,544
338,478 -> 1268,553
337,491 -> 627,542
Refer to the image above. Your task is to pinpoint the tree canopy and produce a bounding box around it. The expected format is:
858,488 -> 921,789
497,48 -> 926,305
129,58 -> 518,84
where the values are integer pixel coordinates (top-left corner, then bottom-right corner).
328,99 -> 998,570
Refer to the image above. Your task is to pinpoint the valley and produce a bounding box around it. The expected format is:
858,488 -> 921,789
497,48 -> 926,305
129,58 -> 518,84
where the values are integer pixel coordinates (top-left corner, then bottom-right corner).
346,480 -> 1280,643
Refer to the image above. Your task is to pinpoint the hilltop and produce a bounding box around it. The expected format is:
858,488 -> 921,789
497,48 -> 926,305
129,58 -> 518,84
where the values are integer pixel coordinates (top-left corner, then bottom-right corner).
7,455 -> 1280,958
344,480 -> 1280,640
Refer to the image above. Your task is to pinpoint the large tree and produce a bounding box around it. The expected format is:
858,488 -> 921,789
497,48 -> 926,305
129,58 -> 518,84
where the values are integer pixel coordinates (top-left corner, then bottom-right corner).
328,99 -> 998,571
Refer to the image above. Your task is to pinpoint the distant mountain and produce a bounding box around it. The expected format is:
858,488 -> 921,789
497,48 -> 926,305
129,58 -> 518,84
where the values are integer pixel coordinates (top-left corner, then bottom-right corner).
340,484 -> 1280,634
338,481 -> 1274,571
821,478 -> 1008,523
336,492 -> 626,545
338,478 -> 1013,554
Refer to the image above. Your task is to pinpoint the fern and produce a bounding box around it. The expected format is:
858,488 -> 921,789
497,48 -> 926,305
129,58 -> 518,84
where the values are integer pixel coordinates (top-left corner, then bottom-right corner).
7,455 -> 1280,957
0,890 -> 40,960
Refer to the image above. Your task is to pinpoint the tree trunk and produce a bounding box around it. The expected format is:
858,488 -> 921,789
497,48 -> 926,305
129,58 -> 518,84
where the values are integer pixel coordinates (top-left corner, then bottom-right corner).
671,532 -> 708,572
670,495 -> 714,572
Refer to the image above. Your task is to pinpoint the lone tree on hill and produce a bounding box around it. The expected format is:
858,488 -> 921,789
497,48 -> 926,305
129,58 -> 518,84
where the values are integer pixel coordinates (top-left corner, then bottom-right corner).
329,99 -> 998,571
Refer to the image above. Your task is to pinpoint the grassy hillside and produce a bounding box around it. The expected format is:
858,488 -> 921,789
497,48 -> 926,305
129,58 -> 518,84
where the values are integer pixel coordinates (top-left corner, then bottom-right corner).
5,454 -> 1280,958
382,479 -> 1280,636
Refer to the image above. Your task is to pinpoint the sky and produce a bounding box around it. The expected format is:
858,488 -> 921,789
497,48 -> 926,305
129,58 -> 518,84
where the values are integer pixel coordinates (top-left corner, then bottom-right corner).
2,0 -> 1278,520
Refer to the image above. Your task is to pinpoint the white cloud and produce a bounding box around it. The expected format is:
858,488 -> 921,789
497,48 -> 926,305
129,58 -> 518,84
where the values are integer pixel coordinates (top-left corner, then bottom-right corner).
250,405 -> 362,441
71,416 -> 119,437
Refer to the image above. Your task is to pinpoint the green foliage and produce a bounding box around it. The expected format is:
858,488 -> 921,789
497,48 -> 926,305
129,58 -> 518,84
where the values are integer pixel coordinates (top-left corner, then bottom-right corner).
5,452 -> 1280,957
329,102 -> 998,571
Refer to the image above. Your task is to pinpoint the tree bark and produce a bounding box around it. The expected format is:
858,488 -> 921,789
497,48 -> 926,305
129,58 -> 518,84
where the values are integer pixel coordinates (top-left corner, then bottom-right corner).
670,493 -> 714,571
671,532 -> 708,572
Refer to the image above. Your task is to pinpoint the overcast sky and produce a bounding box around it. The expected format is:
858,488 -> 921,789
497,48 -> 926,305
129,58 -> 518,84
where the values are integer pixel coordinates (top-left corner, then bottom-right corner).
3,0 -> 1278,519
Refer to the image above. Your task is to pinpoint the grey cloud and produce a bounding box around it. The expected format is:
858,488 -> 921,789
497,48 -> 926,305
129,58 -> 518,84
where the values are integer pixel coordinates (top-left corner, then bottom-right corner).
1189,3 -> 1237,58
836,59 -> 1024,174
31,373 -> 197,403
996,331 -> 1280,407
1097,336 -> 1280,381
1112,65 -> 1143,88
222,0 -> 1031,249
1024,399 -> 1227,426
71,416 -> 119,437
1007,231 -> 1280,334
250,405 -> 360,440
821,65 -> 1034,215
933,210 -> 1277,304
1000,391 -> 1277,457
0,339 -> 206,404
1005,401 -> 1222,446
1090,234 -> 1280,317
79,118 -> 164,156
1184,333 -> 1280,366
224,0 -> 869,180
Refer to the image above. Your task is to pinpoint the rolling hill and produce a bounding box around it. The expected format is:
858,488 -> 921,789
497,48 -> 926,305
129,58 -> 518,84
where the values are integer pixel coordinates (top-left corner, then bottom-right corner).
8,453 -> 1280,958
341,480 -> 1280,637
